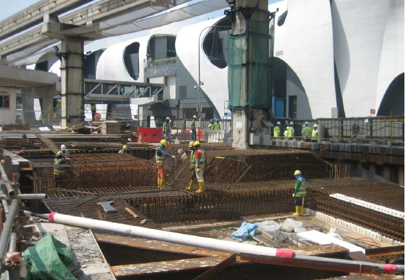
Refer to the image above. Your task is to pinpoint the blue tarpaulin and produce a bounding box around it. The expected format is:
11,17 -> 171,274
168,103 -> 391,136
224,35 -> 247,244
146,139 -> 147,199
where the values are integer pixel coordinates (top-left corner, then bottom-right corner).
232,222 -> 258,241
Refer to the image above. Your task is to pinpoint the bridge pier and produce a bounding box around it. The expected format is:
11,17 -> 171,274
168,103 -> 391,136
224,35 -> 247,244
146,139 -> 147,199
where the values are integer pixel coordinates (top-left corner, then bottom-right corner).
21,85 -> 59,125
60,38 -> 84,127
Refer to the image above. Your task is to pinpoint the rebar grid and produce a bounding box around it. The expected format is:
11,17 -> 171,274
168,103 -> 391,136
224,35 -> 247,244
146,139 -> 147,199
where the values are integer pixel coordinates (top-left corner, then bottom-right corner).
306,187 -> 404,242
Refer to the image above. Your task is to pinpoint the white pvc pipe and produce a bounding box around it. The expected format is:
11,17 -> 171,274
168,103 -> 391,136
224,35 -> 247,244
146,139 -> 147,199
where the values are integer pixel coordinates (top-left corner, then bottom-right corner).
47,212 -> 404,274
48,212 -> 291,258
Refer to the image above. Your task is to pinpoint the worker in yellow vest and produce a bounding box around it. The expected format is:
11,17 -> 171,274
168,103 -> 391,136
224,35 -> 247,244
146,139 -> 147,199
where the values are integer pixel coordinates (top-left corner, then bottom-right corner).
301,121 -> 312,142
273,121 -> 281,138
312,124 -> 319,142
194,141 -> 207,193
284,126 -> 289,139
287,121 -> 295,139
292,170 -> 306,216
155,140 -> 175,190
54,151 -> 70,188
186,141 -> 197,191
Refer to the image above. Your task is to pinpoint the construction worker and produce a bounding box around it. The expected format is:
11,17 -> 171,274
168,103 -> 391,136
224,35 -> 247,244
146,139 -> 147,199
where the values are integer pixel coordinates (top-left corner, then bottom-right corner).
213,118 -> 221,130
163,117 -> 172,144
312,124 -> 319,142
60,144 -> 69,156
191,115 -> 197,141
194,141 -> 207,193
301,121 -> 312,142
292,170 -> 306,216
119,145 -> 129,154
54,151 -> 69,188
208,119 -> 214,130
156,139 -> 175,190
273,121 -> 281,138
186,141 -> 197,191
284,125 -> 289,139
287,121 -> 295,139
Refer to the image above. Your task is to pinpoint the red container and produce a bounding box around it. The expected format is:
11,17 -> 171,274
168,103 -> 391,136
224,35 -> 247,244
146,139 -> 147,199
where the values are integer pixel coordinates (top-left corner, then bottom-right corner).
137,127 -> 163,143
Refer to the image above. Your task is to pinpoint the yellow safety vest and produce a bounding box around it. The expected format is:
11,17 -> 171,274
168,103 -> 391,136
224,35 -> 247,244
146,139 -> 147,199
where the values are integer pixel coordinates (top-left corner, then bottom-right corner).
155,148 -> 165,165
295,179 -> 307,197
274,126 -> 280,138
287,126 -> 294,137
302,126 -> 311,138
53,158 -> 65,177
190,150 -> 196,168
312,129 -> 318,140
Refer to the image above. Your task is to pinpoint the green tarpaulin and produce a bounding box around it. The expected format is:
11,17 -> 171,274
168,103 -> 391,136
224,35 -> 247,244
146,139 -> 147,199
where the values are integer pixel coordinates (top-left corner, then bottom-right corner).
228,19 -> 273,110
23,235 -> 77,280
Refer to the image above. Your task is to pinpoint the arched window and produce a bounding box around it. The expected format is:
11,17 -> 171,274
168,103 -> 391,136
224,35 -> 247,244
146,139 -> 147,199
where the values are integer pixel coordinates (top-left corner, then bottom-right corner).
124,42 -> 140,80
203,17 -> 232,69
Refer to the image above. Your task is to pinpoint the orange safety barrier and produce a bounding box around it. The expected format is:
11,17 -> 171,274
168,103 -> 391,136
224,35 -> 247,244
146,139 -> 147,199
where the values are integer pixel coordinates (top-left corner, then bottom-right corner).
138,127 -> 163,143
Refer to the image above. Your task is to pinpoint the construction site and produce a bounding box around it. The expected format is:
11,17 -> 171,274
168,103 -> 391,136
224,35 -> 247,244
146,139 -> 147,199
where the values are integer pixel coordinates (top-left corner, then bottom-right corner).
0,0 -> 404,279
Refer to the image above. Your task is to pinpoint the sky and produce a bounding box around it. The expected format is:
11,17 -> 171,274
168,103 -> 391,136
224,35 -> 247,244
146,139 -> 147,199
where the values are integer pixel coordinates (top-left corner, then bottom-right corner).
0,0 -> 282,53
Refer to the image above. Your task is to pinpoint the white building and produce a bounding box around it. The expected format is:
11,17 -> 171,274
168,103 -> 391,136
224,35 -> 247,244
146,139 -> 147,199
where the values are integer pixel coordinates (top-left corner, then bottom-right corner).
93,0 -> 403,121
271,0 -> 404,119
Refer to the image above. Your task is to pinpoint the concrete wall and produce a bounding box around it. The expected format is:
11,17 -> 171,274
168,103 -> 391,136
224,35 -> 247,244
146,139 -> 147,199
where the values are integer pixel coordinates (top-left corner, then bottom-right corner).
0,87 -> 16,125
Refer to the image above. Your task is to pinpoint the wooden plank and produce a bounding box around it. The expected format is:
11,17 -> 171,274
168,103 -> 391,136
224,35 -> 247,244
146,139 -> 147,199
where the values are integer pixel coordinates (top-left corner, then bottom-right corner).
34,133 -> 59,154
111,257 -> 225,277
365,245 -> 404,257
349,251 -> 370,262
193,254 -> 236,280
124,207 -> 139,218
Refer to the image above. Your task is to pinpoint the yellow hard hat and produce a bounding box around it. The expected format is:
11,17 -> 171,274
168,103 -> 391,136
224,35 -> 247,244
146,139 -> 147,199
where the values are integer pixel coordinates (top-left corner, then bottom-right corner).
188,141 -> 194,148
193,141 -> 200,147
57,151 -> 63,156
160,139 -> 167,146
123,145 -> 128,149
294,170 -> 301,176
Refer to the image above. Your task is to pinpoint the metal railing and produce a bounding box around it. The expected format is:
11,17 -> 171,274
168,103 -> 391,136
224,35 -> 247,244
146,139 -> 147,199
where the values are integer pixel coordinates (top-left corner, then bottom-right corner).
0,153 -> 21,279
275,116 -> 404,142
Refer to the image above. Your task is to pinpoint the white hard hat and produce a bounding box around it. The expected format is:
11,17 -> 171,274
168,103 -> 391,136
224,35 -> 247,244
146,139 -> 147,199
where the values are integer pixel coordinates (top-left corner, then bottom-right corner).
305,121 -> 309,125
166,117 -> 170,120
61,144 -> 66,151
313,124 -> 318,128
290,122 -> 294,125
276,121 -> 281,125
193,115 -> 197,118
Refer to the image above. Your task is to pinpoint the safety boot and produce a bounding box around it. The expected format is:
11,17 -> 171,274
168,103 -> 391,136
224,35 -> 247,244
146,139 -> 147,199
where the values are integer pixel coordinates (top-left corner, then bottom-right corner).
160,179 -> 167,190
186,180 -> 194,191
196,182 -> 205,194
293,206 -> 300,216
157,178 -> 161,189
300,206 -> 305,215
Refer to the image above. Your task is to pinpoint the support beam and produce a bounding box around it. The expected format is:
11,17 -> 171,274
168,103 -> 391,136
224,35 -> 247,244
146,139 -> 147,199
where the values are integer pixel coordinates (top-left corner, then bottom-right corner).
0,0 -> 174,58
229,0 -> 271,149
60,38 -> 84,127
0,0 -> 93,40
193,254 -> 236,280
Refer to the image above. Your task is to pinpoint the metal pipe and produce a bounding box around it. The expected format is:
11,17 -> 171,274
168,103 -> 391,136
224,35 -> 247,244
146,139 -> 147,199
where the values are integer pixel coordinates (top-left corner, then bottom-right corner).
45,212 -> 404,275
0,194 -> 46,200
8,232 -> 17,253
242,253 -> 404,275
48,212 -> 284,257
0,165 -> 16,199
0,199 -> 19,272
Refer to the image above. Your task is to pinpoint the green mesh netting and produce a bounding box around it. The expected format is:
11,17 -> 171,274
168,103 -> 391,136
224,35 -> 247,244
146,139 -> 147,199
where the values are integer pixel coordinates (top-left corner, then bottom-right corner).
228,19 -> 273,110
